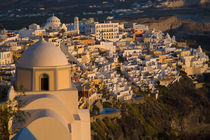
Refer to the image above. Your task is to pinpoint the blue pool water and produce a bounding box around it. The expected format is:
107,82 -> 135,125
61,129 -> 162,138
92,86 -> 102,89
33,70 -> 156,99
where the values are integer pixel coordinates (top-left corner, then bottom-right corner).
100,108 -> 118,115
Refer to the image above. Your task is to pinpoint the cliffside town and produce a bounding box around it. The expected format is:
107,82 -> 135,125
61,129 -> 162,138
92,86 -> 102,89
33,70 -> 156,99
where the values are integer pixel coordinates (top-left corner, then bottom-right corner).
0,15 -> 209,103
0,15 -> 210,139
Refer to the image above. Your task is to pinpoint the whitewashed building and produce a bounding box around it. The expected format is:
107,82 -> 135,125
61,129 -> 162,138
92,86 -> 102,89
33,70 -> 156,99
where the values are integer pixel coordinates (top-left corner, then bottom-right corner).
0,51 -> 13,65
85,21 -> 119,41
44,15 -> 67,32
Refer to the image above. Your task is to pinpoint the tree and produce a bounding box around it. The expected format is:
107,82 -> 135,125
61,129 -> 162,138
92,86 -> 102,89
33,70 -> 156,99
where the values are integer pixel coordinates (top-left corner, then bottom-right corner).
0,88 -> 28,140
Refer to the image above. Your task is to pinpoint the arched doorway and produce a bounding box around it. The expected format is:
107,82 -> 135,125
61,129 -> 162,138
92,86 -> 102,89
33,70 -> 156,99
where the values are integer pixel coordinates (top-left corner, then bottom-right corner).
40,74 -> 49,91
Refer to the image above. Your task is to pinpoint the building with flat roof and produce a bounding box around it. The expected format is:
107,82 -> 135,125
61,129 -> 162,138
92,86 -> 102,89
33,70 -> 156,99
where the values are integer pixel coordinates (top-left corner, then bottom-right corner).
0,51 -> 13,65
85,22 -> 119,41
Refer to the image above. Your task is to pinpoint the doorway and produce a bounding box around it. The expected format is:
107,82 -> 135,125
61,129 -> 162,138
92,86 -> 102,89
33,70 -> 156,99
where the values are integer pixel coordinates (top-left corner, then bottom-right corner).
40,74 -> 49,91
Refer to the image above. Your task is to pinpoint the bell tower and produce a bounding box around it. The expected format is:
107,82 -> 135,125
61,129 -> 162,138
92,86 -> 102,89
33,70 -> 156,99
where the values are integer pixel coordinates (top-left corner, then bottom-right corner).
15,39 -> 72,91
9,39 -> 90,140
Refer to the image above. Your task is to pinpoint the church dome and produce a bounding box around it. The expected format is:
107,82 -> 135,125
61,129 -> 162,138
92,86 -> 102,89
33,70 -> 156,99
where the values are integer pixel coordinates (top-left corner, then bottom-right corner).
17,39 -> 68,67
47,15 -> 61,24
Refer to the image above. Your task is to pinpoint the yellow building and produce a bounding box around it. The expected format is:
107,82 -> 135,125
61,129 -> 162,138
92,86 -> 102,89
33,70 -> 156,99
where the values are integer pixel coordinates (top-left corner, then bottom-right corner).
179,50 -> 191,57
80,39 -> 95,45
169,62 -> 177,68
158,54 -> 168,62
163,58 -> 173,63
92,79 -> 101,85
154,50 -> 163,55
121,37 -> 133,42
133,28 -> 144,40
9,39 -> 91,140
144,37 -> 150,43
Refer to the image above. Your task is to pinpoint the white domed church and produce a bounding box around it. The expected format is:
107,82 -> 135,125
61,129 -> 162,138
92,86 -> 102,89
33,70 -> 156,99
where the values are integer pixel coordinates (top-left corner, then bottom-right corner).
44,15 -> 67,32
8,39 -> 91,140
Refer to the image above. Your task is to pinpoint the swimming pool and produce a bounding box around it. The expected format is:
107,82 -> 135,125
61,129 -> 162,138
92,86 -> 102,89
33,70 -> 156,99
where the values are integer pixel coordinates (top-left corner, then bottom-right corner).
100,108 -> 118,115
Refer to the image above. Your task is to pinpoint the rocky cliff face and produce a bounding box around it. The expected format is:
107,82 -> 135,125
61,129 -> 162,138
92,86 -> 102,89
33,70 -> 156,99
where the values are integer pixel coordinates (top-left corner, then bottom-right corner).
168,0 -> 210,7
168,0 -> 184,7
138,16 -> 210,32
143,16 -> 182,32
91,73 -> 210,139
136,15 -> 210,52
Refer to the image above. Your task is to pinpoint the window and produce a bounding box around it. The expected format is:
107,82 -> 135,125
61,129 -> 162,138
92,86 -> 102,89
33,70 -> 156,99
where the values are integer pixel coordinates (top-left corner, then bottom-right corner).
40,74 -> 49,91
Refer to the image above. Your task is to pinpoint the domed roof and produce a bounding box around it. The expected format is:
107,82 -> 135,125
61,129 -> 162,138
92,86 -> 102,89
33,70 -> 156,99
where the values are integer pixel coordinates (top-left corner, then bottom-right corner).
47,15 -> 61,23
17,39 -> 69,67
